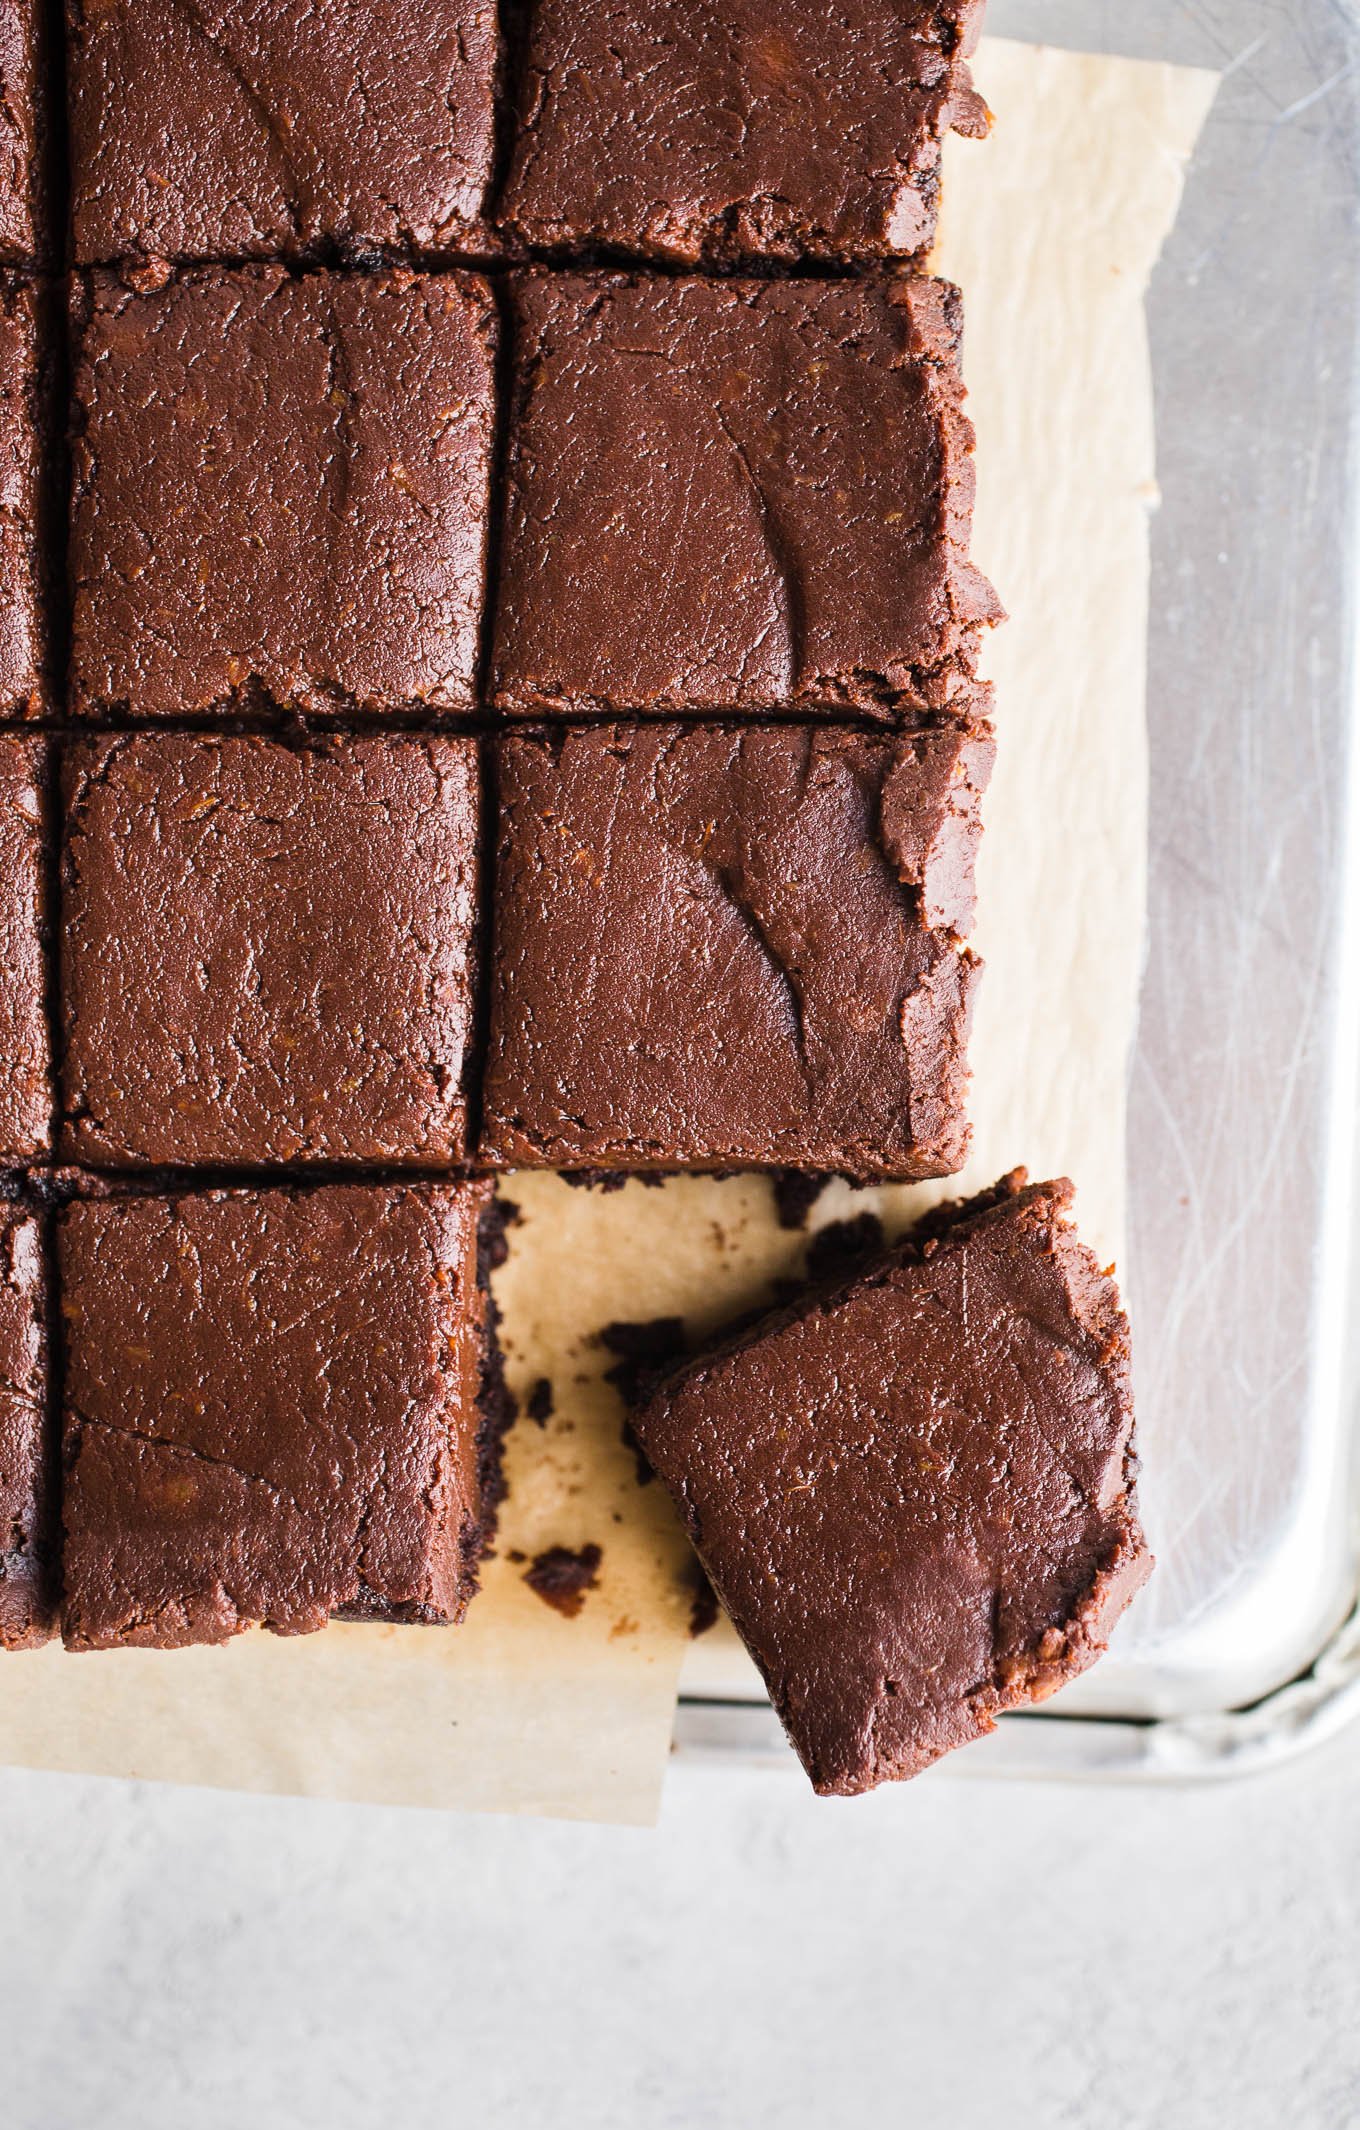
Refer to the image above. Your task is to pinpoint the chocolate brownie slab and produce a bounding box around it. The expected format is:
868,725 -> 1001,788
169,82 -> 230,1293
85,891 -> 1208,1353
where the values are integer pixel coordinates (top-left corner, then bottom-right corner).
0,1207 -> 51,1648
480,716 -> 993,1175
633,1174 -> 1152,1794
62,733 -> 480,1167
0,735 -> 49,1161
0,3 -> 46,267
0,280 -> 45,716
60,1184 -> 498,1650
501,0 -> 988,266
493,273 -> 999,717
70,266 -> 496,718
67,0 -> 498,265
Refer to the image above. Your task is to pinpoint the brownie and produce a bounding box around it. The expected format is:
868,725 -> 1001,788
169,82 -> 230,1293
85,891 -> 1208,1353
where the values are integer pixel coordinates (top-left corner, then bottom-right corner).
0,3 -> 45,267
0,735 -> 49,1161
501,0 -> 988,267
0,1207 -> 51,1648
480,716 -> 994,1176
633,1174 -> 1152,1795
67,0 -> 498,266
493,273 -> 1000,718
0,280 -> 45,715
70,266 -> 496,718
61,733 -> 480,1167
60,1183 -> 498,1649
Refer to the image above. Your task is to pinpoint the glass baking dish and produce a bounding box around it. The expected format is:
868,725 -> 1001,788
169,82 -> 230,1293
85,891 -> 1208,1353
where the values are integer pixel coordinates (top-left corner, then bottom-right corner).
676,0 -> 1360,1779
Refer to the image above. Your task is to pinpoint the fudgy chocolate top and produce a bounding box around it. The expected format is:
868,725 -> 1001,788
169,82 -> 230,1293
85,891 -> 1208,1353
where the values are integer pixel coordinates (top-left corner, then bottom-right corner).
0,736 -> 50,1161
493,273 -> 999,716
0,282 -> 44,715
62,733 -> 480,1167
481,716 -> 993,1176
634,1175 -> 1151,1794
60,1184 -> 492,1650
0,4 -> 43,266
502,0 -> 988,266
67,0 -> 498,264
70,266 -> 496,717
0,1209 -> 51,1649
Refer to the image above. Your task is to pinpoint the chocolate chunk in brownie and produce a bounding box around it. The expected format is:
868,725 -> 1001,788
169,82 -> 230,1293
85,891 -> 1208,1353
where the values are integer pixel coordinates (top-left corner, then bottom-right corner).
0,1208 -> 52,1648
70,266 -> 496,717
61,733 -> 480,1167
480,717 -> 993,1176
633,1173 -> 1152,1794
0,5 -> 47,267
60,1183 -> 499,1649
0,736 -> 50,1161
500,0 -> 988,267
67,0 -> 498,266
0,281 -> 45,715
493,273 -> 1000,717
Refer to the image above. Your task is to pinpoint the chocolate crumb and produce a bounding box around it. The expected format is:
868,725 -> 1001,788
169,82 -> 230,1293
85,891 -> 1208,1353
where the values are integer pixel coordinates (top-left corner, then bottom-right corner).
686,1560 -> 720,1639
524,1543 -> 603,1619
600,1316 -> 690,1408
771,1173 -> 835,1230
805,1213 -> 887,1286
526,1376 -> 553,1426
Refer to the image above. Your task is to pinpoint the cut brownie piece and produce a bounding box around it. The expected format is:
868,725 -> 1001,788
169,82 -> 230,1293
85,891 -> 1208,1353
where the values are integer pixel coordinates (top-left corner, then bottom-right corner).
0,1207 -> 51,1648
0,735 -> 50,1160
60,1183 -> 499,1650
0,279 -> 45,715
67,0 -> 498,266
501,0 -> 988,267
633,1174 -> 1152,1795
70,266 -> 496,718
0,3 -> 45,267
480,716 -> 993,1175
61,733 -> 480,1167
493,273 -> 1000,717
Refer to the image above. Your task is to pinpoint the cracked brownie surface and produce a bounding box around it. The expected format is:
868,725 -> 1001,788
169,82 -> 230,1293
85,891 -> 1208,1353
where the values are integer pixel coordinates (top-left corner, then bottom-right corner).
501,0 -> 988,267
0,281 -> 45,716
67,0 -> 498,265
480,715 -> 993,1175
0,2 -> 44,266
70,265 -> 496,717
0,735 -> 49,1162
60,1183 -> 495,1650
492,272 -> 1000,717
633,1174 -> 1152,1794
0,1208 -> 51,1649
61,733 -> 480,1167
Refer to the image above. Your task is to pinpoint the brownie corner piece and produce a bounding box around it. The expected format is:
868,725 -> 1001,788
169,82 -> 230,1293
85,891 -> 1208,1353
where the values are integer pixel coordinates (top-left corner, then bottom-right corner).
61,730 -> 480,1167
492,272 -> 999,718
499,0 -> 990,266
59,1182 -> 500,1651
67,0 -> 499,265
0,1202 -> 52,1649
480,717 -> 991,1176
632,1172 -> 1151,1794
70,265 -> 496,718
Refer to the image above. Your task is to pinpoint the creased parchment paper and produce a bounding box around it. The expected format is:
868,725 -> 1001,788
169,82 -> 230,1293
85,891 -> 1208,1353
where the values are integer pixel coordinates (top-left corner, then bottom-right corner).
0,41 -> 1218,1818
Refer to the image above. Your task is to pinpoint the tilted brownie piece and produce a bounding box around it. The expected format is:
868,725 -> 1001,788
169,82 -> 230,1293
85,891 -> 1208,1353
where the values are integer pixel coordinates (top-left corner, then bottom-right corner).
62,733 -> 480,1167
60,1183 -> 500,1650
67,0 -> 498,265
493,273 -> 1000,717
633,1174 -> 1152,1794
70,267 -> 496,717
0,1208 -> 51,1648
0,736 -> 50,1161
501,0 -> 988,267
0,280 -> 45,715
0,3 -> 46,267
480,715 -> 994,1175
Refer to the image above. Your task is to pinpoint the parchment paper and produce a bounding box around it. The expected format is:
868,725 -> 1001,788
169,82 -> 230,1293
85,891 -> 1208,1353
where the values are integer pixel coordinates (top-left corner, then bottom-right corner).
0,41 -> 1218,1818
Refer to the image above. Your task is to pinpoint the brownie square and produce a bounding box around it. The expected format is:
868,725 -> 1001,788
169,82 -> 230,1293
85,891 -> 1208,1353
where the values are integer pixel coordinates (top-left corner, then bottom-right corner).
633,1175 -> 1152,1794
67,0 -> 498,266
0,279 -> 45,716
501,0 -> 988,267
70,266 -> 496,718
0,1207 -> 51,1648
0,3 -> 45,267
60,1183 -> 499,1649
0,735 -> 50,1161
62,733 -> 480,1167
480,716 -> 993,1176
493,274 -> 1000,718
